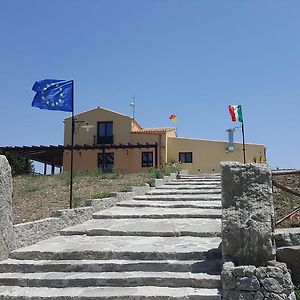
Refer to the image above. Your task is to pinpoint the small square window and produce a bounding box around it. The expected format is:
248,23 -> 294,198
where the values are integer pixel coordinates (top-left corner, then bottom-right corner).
142,152 -> 153,167
179,152 -> 192,163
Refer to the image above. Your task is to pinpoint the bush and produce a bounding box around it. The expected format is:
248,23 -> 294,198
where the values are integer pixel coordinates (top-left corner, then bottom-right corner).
295,285 -> 300,300
5,153 -> 34,176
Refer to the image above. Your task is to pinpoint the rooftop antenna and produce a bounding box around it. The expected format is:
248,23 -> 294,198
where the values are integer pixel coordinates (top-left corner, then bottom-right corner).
130,97 -> 135,120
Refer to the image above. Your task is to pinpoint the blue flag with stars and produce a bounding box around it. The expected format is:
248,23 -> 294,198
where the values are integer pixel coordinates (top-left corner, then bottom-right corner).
32,79 -> 73,112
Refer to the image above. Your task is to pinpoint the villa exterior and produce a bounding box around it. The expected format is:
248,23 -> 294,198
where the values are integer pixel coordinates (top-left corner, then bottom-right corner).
63,107 -> 266,174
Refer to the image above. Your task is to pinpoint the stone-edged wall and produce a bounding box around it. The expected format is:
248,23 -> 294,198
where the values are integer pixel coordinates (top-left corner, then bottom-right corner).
222,260 -> 296,300
0,156 -> 15,260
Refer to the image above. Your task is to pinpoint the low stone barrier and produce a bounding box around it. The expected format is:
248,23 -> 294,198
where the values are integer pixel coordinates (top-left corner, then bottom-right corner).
0,156 -> 15,260
221,162 -> 295,299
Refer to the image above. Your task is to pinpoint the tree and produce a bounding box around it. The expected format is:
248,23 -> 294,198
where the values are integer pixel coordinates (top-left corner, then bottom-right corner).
4,153 -> 34,176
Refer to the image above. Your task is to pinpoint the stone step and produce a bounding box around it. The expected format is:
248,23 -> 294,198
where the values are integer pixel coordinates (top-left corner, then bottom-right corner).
117,200 -> 222,209
156,185 -> 221,190
166,182 -> 220,186
0,271 -> 221,289
179,176 -> 220,180
10,235 -> 221,261
146,189 -> 221,195
0,286 -> 222,299
60,218 -> 221,237
92,207 -> 222,219
134,194 -> 221,201
0,258 -> 222,274
171,179 -> 220,183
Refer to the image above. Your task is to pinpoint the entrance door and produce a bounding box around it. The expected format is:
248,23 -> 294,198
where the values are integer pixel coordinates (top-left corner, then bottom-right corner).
98,153 -> 114,172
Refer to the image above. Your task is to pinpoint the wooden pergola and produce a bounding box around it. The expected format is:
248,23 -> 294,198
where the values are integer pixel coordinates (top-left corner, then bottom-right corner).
0,143 -> 158,174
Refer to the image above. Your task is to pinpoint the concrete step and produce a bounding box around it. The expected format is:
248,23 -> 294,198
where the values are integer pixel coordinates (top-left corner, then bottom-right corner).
117,200 -> 221,209
179,176 -> 220,180
170,180 -> 220,184
146,189 -> 221,195
0,258 -> 222,274
0,271 -> 221,289
10,235 -> 221,261
0,286 -> 222,299
92,207 -> 222,219
156,185 -> 221,190
133,194 -> 221,201
60,218 -> 221,237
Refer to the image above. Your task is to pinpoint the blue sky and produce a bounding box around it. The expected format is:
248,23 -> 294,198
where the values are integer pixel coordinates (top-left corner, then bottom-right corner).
1,0 -> 300,170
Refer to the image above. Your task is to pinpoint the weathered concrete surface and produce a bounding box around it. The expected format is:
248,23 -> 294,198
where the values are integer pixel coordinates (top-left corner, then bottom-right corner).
221,162 -> 275,266
9,235 -> 222,261
134,194 -> 221,201
60,218 -> 221,237
277,245 -> 300,285
93,207 -> 222,219
0,286 -> 222,299
0,156 -> 15,260
117,200 -> 222,208
0,271 -> 221,288
0,258 -> 222,273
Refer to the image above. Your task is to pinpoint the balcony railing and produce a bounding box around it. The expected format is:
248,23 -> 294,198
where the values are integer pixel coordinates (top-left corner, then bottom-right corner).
94,135 -> 114,145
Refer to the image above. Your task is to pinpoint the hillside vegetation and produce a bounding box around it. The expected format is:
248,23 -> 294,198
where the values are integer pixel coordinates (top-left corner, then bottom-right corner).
12,164 -> 179,224
11,167 -> 300,227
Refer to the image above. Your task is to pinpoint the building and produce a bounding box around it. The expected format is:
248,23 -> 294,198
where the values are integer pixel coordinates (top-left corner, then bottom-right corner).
63,107 -> 266,174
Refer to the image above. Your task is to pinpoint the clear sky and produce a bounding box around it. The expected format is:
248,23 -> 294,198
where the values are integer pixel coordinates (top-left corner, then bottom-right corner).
1,0 -> 300,170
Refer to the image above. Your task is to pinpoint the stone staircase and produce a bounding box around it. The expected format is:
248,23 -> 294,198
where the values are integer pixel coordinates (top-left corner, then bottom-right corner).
0,174 -> 223,299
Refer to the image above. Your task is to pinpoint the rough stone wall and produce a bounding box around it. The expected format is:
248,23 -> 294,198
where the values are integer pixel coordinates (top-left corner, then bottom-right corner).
221,162 -> 276,266
222,260 -> 296,300
0,156 -> 15,260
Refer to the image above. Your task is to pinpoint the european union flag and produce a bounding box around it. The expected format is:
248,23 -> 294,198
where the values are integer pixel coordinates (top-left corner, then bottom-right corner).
32,79 -> 73,112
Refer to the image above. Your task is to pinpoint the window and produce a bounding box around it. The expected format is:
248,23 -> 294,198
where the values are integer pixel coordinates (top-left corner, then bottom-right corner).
98,153 -> 114,172
97,122 -> 113,144
142,152 -> 153,167
179,152 -> 192,163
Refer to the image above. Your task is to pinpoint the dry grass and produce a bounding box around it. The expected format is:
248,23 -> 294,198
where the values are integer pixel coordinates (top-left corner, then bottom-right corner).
12,171 -> 154,224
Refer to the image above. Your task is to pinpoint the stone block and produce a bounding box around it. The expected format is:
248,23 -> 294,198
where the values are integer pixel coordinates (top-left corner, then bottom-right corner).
0,156 -> 15,260
221,162 -> 275,266
277,245 -> 300,285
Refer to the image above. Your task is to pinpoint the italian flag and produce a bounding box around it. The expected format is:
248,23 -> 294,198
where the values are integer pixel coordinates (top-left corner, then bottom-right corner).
228,105 -> 243,123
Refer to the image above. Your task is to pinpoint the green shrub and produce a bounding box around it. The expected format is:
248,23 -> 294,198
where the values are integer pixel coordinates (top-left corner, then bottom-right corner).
295,285 -> 300,300
72,196 -> 83,208
90,191 -> 114,199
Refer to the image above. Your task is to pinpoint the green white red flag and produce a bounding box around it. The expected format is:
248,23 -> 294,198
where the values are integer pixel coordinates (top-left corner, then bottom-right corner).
228,105 -> 243,123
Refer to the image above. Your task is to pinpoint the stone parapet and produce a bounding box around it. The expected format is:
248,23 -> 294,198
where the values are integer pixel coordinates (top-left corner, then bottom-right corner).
221,162 -> 275,266
0,156 -> 15,260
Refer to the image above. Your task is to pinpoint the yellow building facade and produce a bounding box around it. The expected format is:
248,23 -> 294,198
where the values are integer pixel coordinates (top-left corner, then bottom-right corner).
63,107 -> 266,174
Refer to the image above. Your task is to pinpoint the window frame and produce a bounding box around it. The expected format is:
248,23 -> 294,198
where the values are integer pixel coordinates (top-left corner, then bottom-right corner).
179,152 -> 193,163
141,151 -> 154,167
97,121 -> 113,144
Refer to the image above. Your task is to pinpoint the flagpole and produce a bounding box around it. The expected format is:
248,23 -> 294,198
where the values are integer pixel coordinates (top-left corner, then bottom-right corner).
241,122 -> 246,164
70,80 -> 75,209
